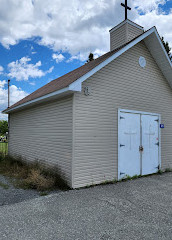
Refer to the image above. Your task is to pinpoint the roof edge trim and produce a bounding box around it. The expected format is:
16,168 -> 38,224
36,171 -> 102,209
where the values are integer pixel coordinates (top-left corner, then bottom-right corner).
3,86 -> 73,114
153,29 -> 172,67
109,19 -> 144,33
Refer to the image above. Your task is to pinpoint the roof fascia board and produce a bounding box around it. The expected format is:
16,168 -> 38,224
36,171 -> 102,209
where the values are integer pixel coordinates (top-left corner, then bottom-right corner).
69,27 -> 156,90
109,19 -> 143,33
153,29 -> 172,67
4,80 -> 83,113
3,87 -> 71,114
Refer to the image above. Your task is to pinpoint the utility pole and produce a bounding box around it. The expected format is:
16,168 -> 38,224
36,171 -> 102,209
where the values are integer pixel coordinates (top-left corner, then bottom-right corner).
7,79 -> 10,142
8,79 -> 10,108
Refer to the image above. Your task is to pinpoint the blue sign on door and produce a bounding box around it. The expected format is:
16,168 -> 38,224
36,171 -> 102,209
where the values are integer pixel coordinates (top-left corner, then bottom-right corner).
160,124 -> 164,129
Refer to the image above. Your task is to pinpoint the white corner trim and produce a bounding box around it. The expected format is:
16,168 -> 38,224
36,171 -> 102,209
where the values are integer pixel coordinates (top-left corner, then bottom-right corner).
109,19 -> 144,33
71,93 -> 76,188
69,82 -> 82,92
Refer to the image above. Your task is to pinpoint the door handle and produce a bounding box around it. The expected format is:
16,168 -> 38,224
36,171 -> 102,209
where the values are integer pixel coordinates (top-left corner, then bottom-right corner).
139,146 -> 144,152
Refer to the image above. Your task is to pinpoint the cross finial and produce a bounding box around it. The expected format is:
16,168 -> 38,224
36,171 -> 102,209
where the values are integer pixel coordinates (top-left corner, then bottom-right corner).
121,0 -> 131,20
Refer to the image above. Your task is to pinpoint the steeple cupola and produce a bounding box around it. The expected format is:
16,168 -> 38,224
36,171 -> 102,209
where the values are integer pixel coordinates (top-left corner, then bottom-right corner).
109,19 -> 144,51
109,1 -> 144,51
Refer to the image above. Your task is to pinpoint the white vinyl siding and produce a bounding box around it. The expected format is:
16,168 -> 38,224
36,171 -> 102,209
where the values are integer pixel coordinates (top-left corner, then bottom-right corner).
9,96 -> 73,186
110,22 -> 143,51
73,41 -> 172,188
110,24 -> 127,51
127,23 -> 143,42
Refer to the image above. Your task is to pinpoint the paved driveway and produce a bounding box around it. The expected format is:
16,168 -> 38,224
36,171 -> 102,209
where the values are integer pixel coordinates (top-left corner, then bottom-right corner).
0,173 -> 172,240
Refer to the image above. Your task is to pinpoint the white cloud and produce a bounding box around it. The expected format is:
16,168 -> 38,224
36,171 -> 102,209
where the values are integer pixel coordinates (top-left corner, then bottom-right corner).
0,0 -> 171,61
0,80 -> 28,120
67,49 -> 106,62
0,66 -> 4,75
30,45 -> 37,54
133,0 -> 166,13
29,81 -> 36,86
8,56 -> 54,81
47,66 -> 54,73
66,53 -> 87,63
52,53 -> 65,63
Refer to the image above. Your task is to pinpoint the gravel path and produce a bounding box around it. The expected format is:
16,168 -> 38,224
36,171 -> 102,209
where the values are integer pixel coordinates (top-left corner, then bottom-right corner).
0,175 -> 62,206
0,175 -> 40,206
0,172 -> 171,240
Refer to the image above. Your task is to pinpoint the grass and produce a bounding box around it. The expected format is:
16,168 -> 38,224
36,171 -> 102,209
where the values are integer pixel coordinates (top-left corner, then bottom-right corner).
0,154 -> 69,192
0,181 -> 9,189
40,192 -> 48,196
0,142 -> 8,155
84,169 -> 172,189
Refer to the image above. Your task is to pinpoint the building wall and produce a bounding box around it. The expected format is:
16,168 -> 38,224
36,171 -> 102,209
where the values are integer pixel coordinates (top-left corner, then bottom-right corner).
73,41 -> 172,188
9,96 -> 73,187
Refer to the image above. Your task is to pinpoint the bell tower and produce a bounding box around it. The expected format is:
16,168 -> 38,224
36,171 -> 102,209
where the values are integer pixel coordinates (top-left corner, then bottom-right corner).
109,20 -> 144,51
109,1 -> 144,51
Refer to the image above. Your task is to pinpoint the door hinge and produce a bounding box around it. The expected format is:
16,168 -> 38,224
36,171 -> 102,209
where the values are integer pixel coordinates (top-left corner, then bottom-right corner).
120,116 -> 125,120
156,165 -> 160,170
120,172 -> 125,175
155,119 -> 159,122
155,142 -> 159,146
120,144 -> 125,147
139,145 -> 144,152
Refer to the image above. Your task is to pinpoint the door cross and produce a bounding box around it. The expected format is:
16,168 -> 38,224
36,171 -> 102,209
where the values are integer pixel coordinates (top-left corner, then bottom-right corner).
124,129 -> 137,150
145,124 -> 155,147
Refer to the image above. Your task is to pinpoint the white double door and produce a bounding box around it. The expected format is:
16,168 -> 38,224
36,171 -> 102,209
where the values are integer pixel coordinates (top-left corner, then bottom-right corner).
118,111 -> 160,180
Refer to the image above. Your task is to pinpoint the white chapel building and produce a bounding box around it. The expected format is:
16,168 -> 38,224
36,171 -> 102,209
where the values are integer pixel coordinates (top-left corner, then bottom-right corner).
3,17 -> 172,188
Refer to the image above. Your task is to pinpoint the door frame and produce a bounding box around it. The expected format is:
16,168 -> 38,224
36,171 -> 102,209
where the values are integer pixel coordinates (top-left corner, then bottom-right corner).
118,108 -> 161,180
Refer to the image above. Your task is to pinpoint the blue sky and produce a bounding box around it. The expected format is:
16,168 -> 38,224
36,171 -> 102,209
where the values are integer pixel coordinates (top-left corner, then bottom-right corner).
0,40 -> 82,92
160,0 -> 172,13
0,0 -> 171,119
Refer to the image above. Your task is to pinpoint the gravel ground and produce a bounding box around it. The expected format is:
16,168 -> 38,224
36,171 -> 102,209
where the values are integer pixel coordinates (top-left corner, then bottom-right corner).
0,172 -> 171,240
0,175 -> 41,206
0,175 -> 62,206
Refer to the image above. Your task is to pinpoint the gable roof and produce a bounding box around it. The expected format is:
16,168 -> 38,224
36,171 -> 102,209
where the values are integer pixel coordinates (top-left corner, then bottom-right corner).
3,26 -> 172,114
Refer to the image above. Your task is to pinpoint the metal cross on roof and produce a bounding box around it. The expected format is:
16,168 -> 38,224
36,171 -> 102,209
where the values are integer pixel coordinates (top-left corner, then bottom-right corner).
121,0 -> 131,20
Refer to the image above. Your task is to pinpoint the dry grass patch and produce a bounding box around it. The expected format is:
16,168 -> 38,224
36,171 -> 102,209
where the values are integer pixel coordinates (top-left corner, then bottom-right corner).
0,154 -> 69,191
22,169 -> 55,191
